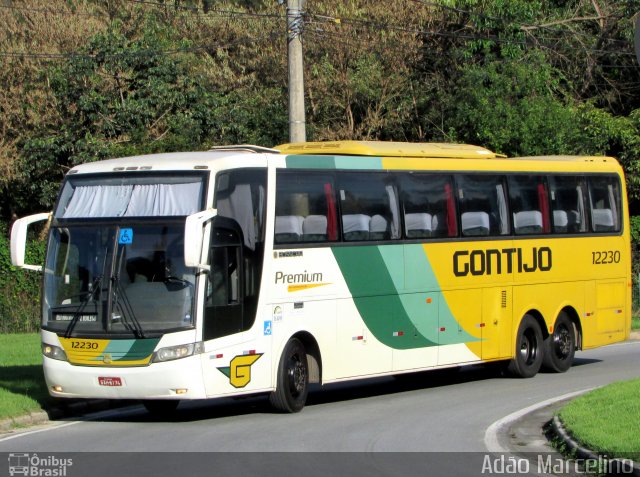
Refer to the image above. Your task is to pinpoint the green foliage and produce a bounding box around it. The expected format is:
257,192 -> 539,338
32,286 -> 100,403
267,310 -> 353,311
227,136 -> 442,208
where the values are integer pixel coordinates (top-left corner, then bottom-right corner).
0,221 -> 46,333
2,0 -> 640,330
11,14 -> 287,214
445,52 -> 580,156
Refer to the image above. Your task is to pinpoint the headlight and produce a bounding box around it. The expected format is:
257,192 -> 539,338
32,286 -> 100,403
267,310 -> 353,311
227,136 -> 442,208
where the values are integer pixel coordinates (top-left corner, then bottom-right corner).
152,342 -> 204,363
42,343 -> 67,361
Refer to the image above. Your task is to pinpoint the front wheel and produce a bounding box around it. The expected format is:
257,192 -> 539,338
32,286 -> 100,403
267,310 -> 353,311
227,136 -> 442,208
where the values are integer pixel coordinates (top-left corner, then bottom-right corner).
507,315 -> 544,378
542,312 -> 576,373
269,338 -> 309,413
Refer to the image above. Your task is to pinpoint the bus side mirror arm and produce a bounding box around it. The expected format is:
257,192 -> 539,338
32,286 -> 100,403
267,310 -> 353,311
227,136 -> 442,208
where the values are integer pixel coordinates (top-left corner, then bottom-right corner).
10,212 -> 51,272
184,208 -> 217,272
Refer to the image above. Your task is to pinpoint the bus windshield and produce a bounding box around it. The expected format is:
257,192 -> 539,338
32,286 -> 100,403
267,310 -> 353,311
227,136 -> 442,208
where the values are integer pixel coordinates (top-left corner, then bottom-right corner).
43,224 -> 196,336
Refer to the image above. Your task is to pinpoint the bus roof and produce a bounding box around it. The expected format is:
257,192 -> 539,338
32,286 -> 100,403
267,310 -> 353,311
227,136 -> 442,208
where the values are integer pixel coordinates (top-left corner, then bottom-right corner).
65,142 -> 621,176
275,141 -> 498,159
67,150 -> 268,175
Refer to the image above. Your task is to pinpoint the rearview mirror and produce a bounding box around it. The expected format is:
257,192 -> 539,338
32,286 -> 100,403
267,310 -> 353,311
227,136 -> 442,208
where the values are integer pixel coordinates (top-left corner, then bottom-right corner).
184,209 -> 217,271
10,212 -> 51,272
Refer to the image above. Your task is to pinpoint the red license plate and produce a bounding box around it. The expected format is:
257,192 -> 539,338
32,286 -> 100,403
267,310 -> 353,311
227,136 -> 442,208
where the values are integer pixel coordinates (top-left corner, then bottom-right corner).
98,377 -> 122,387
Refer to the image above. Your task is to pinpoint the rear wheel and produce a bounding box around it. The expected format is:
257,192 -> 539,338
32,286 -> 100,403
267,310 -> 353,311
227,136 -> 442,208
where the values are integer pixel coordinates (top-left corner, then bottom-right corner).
269,338 -> 309,413
507,315 -> 544,378
542,312 -> 576,373
143,399 -> 179,416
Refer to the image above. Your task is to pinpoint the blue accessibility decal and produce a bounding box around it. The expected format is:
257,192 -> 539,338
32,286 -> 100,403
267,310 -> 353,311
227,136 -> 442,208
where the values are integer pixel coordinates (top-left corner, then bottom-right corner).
119,228 -> 134,244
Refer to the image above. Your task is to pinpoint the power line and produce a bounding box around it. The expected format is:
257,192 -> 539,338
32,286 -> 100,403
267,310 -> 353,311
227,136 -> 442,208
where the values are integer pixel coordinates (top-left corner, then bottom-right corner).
0,3 -> 102,17
125,0 -> 284,19
1,1 -> 284,20
0,32 -> 280,62
306,11 -> 636,59
407,0 -> 633,47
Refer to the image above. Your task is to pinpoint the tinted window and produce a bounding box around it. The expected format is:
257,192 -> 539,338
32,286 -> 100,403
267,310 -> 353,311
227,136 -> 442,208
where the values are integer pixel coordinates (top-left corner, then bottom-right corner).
456,175 -> 509,237
274,172 -> 338,243
588,176 -> 621,232
338,173 -> 400,241
215,169 -> 267,250
548,175 -> 588,233
508,175 -> 550,235
400,174 -> 457,238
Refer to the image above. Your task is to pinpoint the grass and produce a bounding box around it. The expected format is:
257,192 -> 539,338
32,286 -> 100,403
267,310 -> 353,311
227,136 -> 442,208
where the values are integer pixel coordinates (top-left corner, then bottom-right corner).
558,379 -> 640,460
632,312 -> 640,331
0,333 -> 51,421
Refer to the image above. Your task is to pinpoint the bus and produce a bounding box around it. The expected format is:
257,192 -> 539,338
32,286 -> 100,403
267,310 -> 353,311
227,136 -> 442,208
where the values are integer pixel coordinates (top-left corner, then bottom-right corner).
11,141 -> 630,413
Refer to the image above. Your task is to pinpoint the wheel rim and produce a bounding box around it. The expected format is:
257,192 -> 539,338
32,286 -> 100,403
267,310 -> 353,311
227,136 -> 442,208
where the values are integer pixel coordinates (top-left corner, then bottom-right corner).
519,328 -> 538,365
553,324 -> 572,360
286,352 -> 306,397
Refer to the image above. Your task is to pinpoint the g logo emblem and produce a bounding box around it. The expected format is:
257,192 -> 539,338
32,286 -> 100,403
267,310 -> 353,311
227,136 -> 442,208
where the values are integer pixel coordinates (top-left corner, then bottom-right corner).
217,354 -> 263,388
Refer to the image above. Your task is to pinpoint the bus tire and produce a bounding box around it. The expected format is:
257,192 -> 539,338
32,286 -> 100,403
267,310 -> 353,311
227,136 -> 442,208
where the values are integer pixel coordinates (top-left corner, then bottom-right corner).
542,312 -> 575,373
143,399 -> 179,415
507,315 -> 543,378
269,338 -> 309,413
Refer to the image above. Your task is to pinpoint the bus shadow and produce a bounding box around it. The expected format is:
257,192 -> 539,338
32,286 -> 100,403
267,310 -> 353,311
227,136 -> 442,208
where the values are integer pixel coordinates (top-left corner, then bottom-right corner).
89,364 -> 504,424
306,364 -> 500,407
563,357 -> 601,368
87,358 -> 603,424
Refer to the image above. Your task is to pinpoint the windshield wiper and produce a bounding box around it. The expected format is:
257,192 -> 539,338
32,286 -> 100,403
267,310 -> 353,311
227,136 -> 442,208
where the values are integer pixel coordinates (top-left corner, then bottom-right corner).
64,275 -> 102,338
111,273 -> 146,339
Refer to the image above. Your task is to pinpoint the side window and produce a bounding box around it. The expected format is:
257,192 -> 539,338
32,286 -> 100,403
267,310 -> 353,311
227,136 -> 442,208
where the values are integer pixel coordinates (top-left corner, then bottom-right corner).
204,224 -> 243,340
456,175 -> 509,237
400,174 -> 457,238
588,175 -> 621,233
274,172 -> 338,244
548,175 -> 588,233
209,169 -> 267,340
215,169 -> 267,251
508,175 -> 551,235
338,173 -> 400,241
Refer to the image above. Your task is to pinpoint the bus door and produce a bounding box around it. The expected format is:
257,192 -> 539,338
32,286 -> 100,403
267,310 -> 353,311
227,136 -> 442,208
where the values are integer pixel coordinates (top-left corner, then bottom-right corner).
200,168 -> 270,396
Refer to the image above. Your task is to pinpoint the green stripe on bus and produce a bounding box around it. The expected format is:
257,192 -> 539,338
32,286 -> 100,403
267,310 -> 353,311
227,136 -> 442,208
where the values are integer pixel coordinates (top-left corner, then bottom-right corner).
285,155 -> 383,170
332,245 -> 477,349
103,338 -> 159,361
402,245 -> 478,345
332,246 -> 437,349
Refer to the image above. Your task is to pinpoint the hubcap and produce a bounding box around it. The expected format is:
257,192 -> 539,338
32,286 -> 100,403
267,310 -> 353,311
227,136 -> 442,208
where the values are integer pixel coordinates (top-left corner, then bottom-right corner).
553,325 -> 571,359
519,329 -> 538,365
287,353 -> 306,397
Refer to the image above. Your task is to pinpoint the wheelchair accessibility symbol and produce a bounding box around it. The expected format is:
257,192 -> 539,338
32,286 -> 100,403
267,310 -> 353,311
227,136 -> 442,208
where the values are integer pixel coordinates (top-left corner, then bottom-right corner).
263,320 -> 272,336
119,228 -> 133,244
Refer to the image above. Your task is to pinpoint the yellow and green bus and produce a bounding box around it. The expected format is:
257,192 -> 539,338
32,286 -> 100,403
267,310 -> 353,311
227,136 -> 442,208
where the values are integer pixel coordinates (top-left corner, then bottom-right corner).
11,141 -> 630,413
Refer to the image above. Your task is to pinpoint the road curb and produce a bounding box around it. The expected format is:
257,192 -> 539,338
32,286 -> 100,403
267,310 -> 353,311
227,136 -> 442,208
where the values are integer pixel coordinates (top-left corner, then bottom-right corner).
550,415 -> 640,476
0,399 -> 132,433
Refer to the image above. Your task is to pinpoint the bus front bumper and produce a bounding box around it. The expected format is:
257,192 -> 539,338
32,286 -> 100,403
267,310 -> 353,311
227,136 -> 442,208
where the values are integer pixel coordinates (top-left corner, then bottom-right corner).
43,354 -> 207,400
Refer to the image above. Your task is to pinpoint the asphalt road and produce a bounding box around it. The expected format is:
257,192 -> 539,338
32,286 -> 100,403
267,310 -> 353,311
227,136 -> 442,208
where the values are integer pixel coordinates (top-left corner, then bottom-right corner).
2,340 -> 639,476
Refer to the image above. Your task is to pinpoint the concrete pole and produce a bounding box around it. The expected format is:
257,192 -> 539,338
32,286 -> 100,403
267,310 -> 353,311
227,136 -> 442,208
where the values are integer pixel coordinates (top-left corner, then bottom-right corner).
287,0 -> 306,143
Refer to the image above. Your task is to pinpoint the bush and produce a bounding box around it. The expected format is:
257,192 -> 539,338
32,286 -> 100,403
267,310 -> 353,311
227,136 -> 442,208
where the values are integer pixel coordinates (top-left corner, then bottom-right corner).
0,221 -> 46,333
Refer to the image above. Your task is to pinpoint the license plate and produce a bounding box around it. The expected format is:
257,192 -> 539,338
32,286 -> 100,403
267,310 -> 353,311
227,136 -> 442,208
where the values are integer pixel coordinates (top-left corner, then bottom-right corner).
98,377 -> 122,387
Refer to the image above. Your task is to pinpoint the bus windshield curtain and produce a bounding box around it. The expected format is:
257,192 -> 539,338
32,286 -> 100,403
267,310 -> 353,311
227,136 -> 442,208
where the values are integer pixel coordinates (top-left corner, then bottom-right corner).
61,183 -> 202,218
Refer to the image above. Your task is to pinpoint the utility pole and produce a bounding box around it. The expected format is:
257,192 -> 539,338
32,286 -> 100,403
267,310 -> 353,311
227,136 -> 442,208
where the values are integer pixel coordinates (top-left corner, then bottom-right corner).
286,0 -> 306,143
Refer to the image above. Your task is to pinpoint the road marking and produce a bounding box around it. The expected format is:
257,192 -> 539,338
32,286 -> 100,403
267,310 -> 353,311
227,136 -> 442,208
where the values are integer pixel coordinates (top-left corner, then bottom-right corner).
0,406 -> 141,444
484,388 -> 595,453
0,420 -> 81,443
